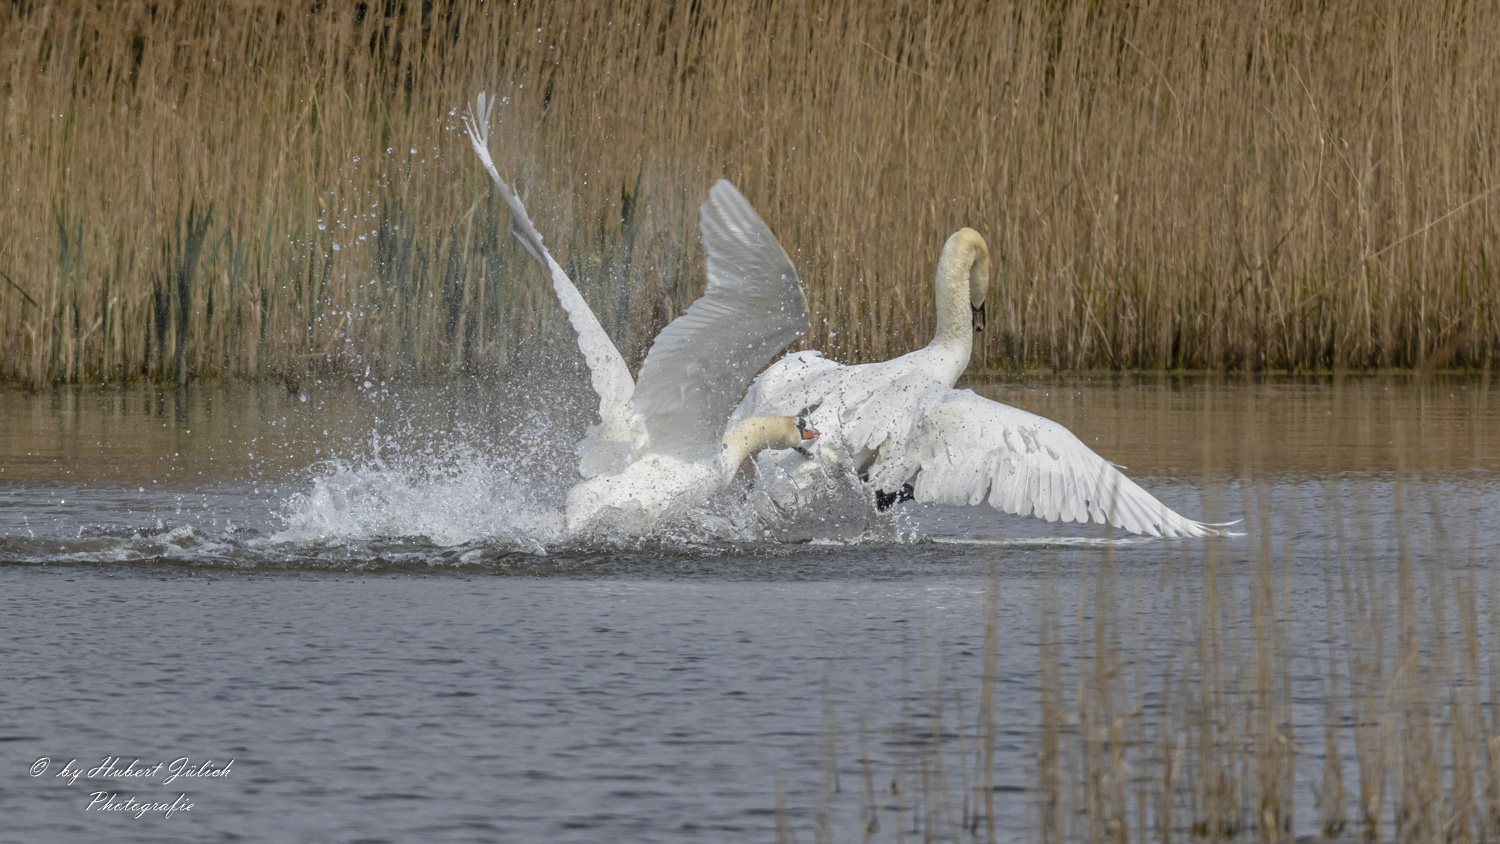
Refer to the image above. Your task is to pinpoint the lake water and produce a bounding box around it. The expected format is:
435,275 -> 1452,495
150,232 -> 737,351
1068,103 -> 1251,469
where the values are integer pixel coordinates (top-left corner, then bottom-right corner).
2,374 -> 1497,843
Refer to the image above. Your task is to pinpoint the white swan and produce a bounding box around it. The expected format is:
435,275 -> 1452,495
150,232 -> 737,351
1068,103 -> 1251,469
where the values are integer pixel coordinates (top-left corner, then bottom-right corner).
727,228 -> 1220,538
461,94 -> 822,535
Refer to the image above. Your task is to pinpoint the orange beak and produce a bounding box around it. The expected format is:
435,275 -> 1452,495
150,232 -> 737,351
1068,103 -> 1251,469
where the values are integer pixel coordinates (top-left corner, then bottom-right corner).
801,427 -> 819,440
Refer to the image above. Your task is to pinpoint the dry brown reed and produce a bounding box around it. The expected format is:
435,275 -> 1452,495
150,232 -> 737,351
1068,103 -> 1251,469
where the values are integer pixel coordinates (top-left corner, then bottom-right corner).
4,1 -> 1500,388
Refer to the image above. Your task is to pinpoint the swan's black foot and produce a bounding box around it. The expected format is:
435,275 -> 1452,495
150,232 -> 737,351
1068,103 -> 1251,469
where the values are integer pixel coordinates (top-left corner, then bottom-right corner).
875,483 -> 916,511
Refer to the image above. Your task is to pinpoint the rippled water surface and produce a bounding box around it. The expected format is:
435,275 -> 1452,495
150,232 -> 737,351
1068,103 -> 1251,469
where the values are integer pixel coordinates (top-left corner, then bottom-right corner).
3,374 -> 1497,843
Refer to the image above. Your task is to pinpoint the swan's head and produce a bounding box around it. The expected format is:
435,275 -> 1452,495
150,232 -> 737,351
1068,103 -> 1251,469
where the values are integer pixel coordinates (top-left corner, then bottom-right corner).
793,416 -> 821,455
952,227 -> 990,332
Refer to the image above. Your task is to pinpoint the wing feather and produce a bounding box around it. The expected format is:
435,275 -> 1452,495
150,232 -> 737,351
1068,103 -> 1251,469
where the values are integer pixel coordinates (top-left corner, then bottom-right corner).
856,383 -> 1216,538
632,180 -> 810,460
462,95 -> 640,475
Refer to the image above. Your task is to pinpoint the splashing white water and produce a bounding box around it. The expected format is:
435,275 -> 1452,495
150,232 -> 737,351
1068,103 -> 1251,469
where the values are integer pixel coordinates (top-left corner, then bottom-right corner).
263,379 -> 894,550
271,442 -> 893,551
273,436 -> 566,550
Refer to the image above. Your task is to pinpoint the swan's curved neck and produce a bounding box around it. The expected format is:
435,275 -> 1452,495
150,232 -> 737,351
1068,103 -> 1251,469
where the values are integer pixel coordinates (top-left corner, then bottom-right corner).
718,416 -> 801,477
922,229 -> 989,384
719,438 -> 754,478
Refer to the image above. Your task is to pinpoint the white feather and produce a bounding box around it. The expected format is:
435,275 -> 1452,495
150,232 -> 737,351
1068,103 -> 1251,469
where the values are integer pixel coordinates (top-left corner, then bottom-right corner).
632,181 -> 808,462
462,96 -> 640,476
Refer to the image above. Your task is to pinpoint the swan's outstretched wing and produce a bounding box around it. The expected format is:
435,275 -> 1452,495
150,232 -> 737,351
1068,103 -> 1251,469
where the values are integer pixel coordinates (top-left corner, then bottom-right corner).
846,376 -> 1216,538
632,180 -> 810,460
462,94 -> 640,475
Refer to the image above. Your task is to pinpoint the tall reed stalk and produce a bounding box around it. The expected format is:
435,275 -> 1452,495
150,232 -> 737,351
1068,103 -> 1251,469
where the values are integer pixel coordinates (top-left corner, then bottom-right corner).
4,1 -> 1499,387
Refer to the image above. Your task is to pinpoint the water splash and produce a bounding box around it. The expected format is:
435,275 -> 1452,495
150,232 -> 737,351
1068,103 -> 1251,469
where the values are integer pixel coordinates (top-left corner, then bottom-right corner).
267,362 -> 589,552
264,412 -> 894,553
274,449 -> 563,550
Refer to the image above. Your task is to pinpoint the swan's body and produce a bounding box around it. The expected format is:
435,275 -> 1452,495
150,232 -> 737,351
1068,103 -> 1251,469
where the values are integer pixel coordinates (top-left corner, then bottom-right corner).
563,453 -> 720,534
462,94 -> 828,536
565,416 -> 815,533
728,227 -> 1220,538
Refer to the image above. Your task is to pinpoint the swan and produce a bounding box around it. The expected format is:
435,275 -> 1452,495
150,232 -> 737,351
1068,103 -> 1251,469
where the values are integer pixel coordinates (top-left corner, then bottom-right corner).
461,94 -> 825,535
726,227 -> 1221,538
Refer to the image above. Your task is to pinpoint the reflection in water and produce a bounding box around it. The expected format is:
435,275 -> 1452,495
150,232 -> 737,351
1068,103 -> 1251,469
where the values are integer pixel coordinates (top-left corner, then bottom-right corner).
975,372 -> 1499,477
1,375 -> 1497,842
6,372 -> 1494,482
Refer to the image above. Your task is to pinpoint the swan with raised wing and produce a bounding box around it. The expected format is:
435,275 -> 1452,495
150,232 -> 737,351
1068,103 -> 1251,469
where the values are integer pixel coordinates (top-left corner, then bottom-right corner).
726,224 -> 1221,538
461,94 -> 824,535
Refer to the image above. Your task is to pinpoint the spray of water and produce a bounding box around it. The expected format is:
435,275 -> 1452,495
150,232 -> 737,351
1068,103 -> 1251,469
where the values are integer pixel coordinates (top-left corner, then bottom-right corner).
273,441 -> 565,550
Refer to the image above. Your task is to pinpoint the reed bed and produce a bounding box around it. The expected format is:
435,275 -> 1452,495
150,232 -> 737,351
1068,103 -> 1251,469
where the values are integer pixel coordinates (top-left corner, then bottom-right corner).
3,1 -> 1499,387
